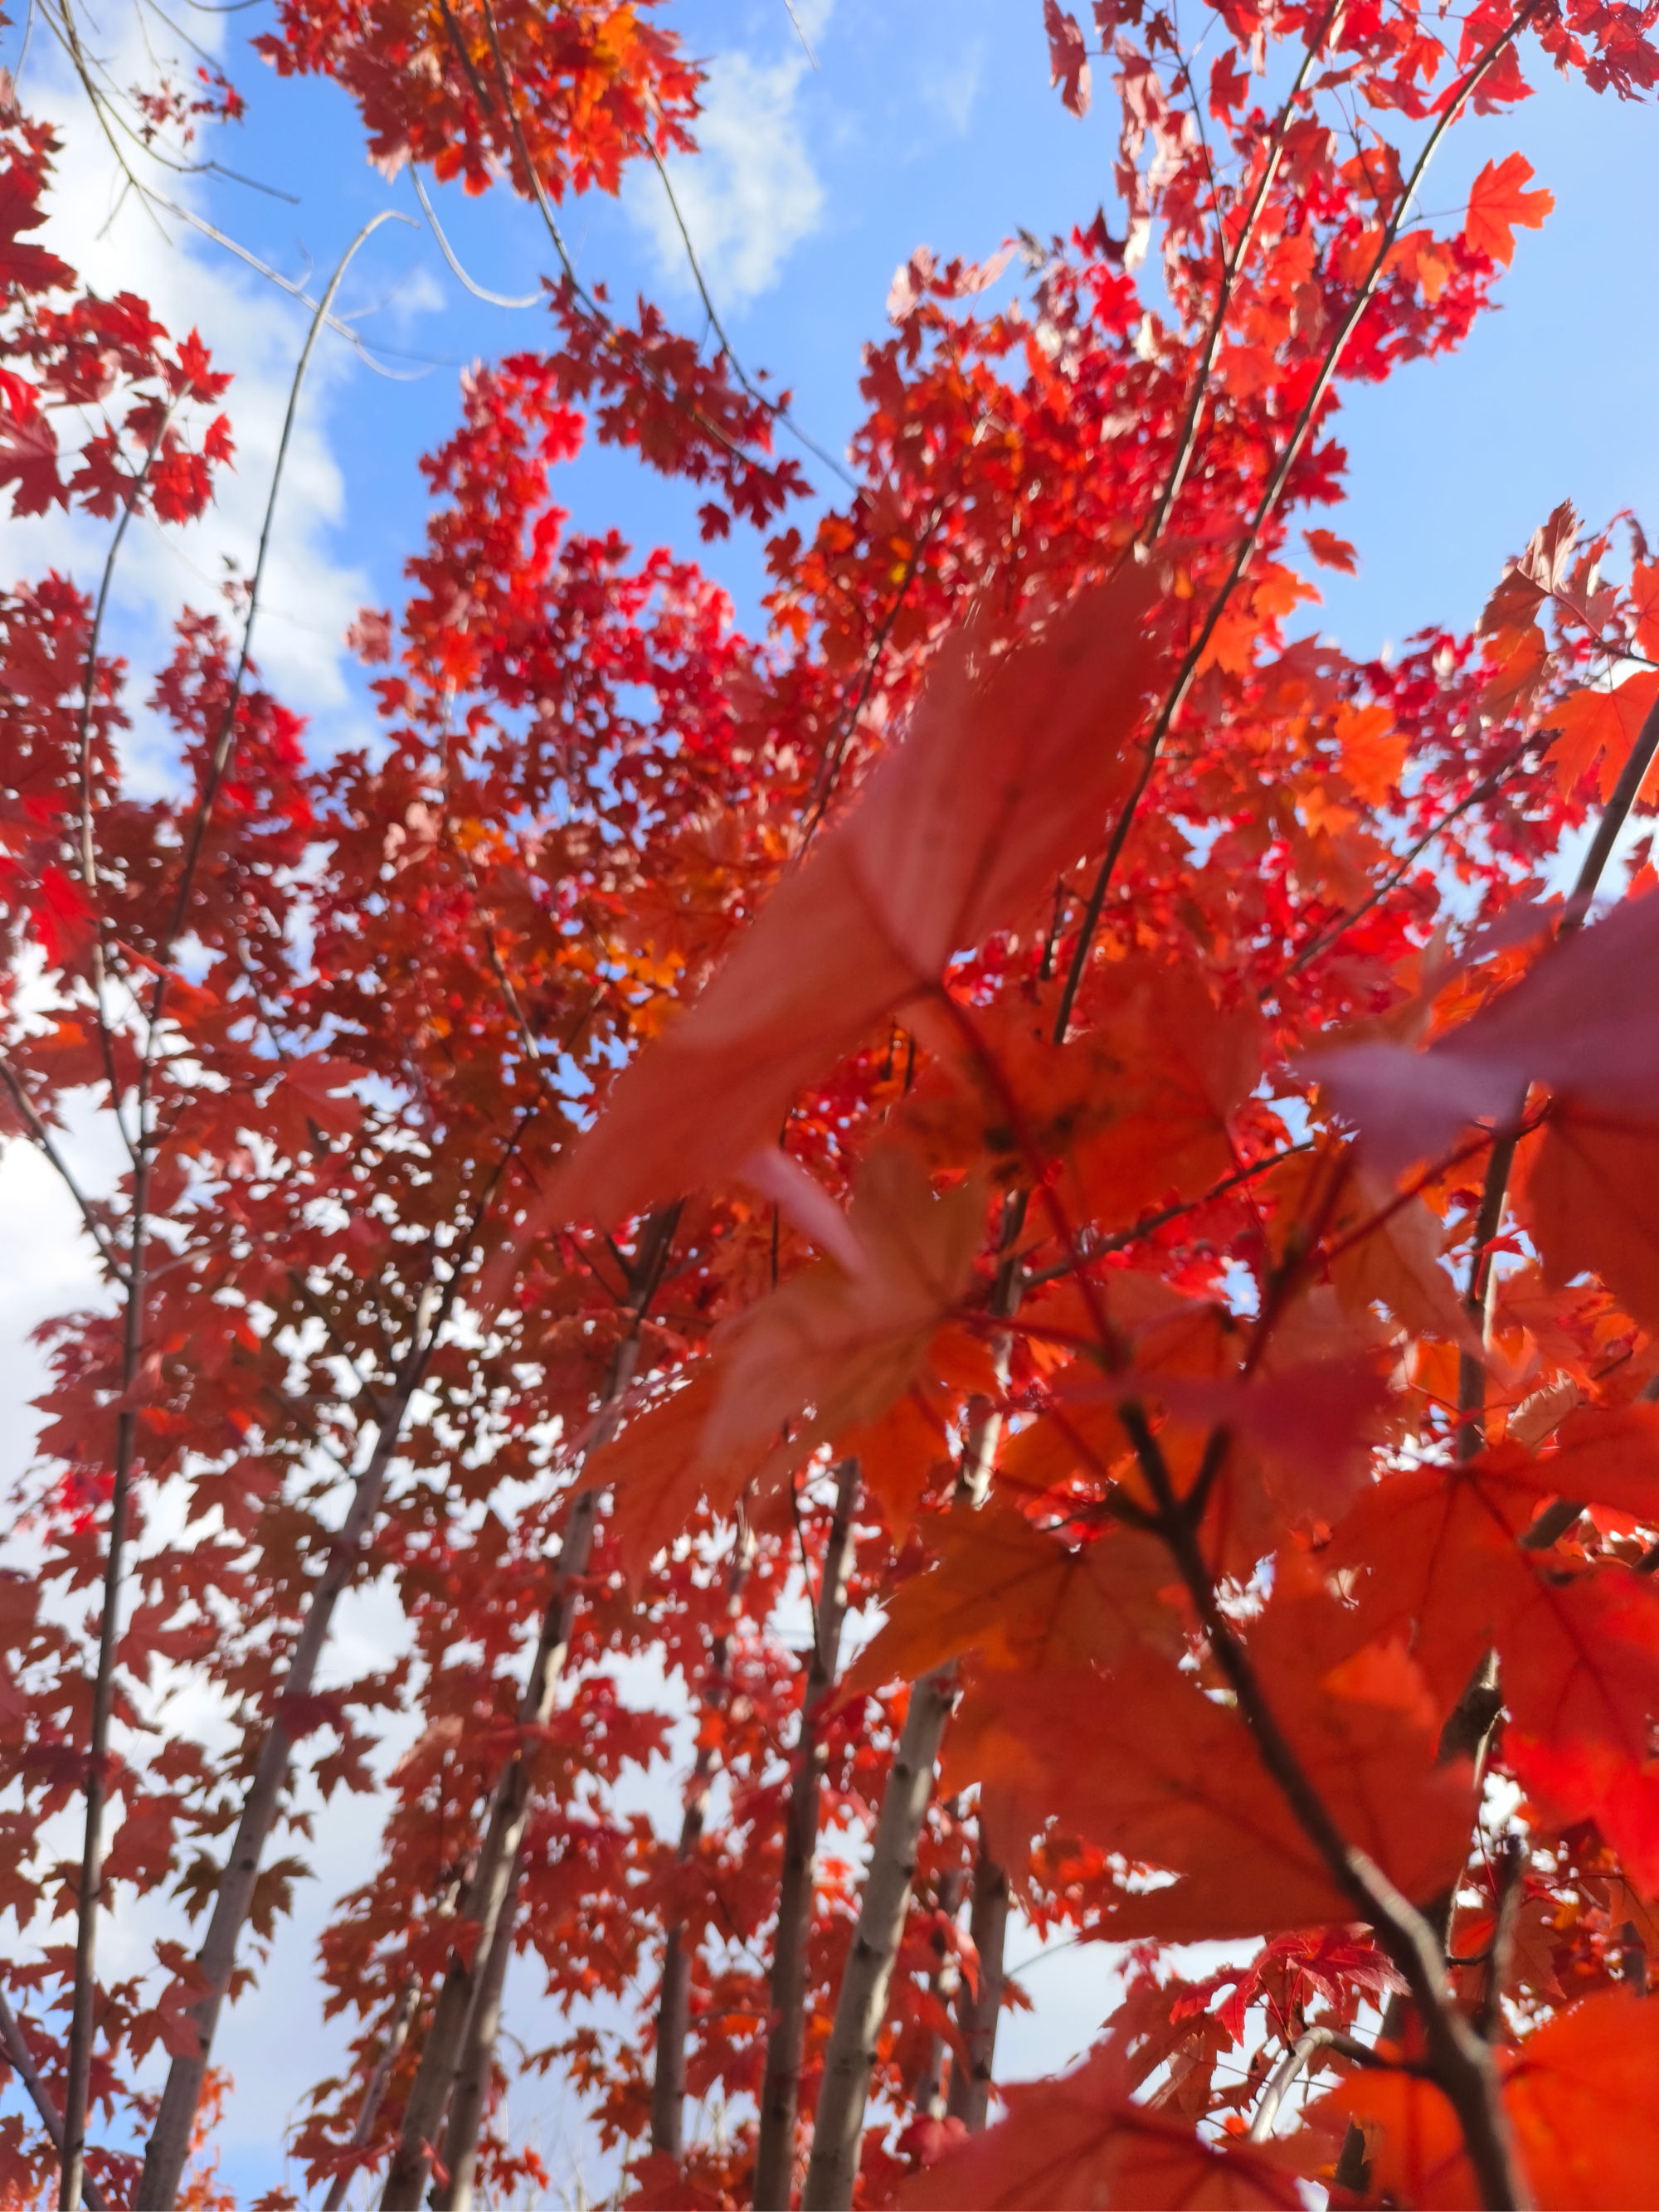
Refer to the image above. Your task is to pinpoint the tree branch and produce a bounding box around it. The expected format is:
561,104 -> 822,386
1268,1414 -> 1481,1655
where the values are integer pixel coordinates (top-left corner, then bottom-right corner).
1054,0 -> 1547,1042
0,1986 -> 109,2210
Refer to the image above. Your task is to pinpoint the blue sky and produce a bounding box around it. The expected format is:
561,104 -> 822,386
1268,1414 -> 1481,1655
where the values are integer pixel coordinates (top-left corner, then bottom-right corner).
2,0 -> 1657,2196
133,0 -> 1659,664
17,0 -> 1657,705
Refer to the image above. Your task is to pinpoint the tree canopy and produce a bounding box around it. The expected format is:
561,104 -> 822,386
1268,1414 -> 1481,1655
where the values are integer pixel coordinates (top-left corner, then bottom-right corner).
6,0 -> 1659,2205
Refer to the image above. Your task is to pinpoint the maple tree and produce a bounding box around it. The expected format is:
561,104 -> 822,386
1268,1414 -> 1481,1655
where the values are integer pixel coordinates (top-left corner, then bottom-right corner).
7,0 -> 1659,2204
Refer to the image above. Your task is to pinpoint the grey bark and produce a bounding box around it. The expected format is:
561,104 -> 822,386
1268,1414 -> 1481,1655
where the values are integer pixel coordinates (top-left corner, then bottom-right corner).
140,1376 -> 425,2210
382,1208 -> 678,2209
321,1971 -> 421,2212
916,1861 -> 966,2122
650,1529 -> 754,2160
799,1668 -> 957,2212
61,1203 -> 144,2212
798,1212 -> 1024,2206
143,1136 -> 518,2211
378,1479 -> 605,2209
752,1460 -> 860,2212
434,1850 -> 523,2212
945,1850 -> 1009,2131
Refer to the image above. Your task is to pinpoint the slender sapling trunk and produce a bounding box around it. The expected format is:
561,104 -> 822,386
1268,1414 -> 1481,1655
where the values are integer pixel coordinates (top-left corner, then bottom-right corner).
945,1848 -> 1010,2131
650,1525 -> 756,2158
752,1459 -> 860,2212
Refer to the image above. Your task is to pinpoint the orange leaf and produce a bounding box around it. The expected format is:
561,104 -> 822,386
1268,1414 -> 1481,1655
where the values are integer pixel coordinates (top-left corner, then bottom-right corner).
1331,1171 -> 1478,1349
1331,1991 -> 1659,2208
1534,1400 -> 1659,1519
528,565 -> 1163,1233
1304,527 -> 1358,575
945,1587 -> 1472,1942
1322,2069 -> 1477,2209
835,1380 -> 956,1534
1331,1452 -> 1659,1882
900,2044 -> 1305,2210
1465,152 -> 1554,267
1524,1104 -> 1659,1328
1632,557 -> 1659,659
706,1145 -> 982,1467
1548,669 -> 1659,800
586,1364 -> 766,1591
1044,0 -> 1091,114
849,1510 -> 1180,1688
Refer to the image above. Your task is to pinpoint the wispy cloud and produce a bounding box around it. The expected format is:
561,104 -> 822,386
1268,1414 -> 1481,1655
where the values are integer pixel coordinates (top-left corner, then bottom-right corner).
924,36 -> 986,136
628,7 -> 830,312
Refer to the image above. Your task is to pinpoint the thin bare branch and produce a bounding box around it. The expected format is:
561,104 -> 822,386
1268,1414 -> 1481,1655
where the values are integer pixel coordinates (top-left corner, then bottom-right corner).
134,186 -> 424,379
411,166 -> 539,307
0,1049 -> 129,1284
1248,2025 -> 1392,2142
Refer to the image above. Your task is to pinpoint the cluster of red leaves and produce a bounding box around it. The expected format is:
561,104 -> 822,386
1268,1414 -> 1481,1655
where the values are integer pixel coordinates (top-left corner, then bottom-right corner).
253,0 -> 699,197
9,0 -> 1659,2205
0,88 -> 231,525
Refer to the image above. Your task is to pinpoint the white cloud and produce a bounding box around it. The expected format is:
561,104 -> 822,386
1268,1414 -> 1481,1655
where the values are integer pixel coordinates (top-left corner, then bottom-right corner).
0,22 -> 401,735
628,24 -> 829,310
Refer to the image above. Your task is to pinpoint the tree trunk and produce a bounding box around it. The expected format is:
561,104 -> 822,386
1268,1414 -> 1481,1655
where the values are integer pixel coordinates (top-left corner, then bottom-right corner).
61,1174 -> 145,2212
800,1667 -> 956,2212
321,1970 -> 422,2212
752,1460 -> 860,2212
385,1211 -> 677,2205
140,1377 -> 422,2210
915,1860 -> 966,2122
799,1213 -> 1023,2208
946,1848 -> 1009,2131
434,1848 -> 524,2212
650,1527 -> 754,2159
378,1479 -> 604,2209
381,1208 -> 677,2209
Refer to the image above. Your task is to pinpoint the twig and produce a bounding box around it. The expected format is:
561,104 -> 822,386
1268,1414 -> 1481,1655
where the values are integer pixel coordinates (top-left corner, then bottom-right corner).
1144,1 -> 1340,546
799,502 -> 948,848
411,167 -> 538,307
1054,0 -> 1548,1043
1456,691 -> 1659,1453
75,389 -> 187,1159
1247,2025 -> 1392,2142
319,1971 -> 421,2212
1281,738 -> 1534,984
158,211 -> 406,970
134,187 -> 422,379
0,1986 -> 109,2210
1016,1140 -> 1316,1295
435,0 -> 495,114
0,1051 -> 129,1285
781,0 -> 819,66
